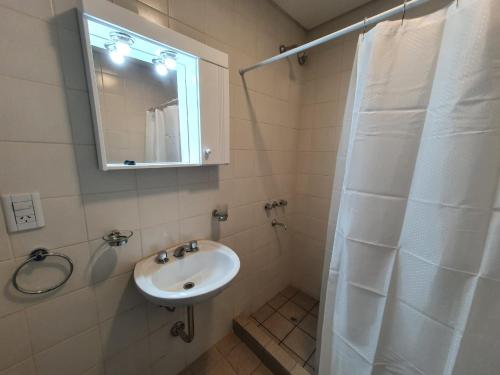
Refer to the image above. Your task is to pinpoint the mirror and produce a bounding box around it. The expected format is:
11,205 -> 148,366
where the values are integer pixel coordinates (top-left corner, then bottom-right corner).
79,0 -> 229,170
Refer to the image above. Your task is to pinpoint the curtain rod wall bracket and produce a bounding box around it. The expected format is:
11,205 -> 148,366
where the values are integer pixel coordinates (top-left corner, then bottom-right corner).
279,44 -> 308,66
239,0 -> 432,76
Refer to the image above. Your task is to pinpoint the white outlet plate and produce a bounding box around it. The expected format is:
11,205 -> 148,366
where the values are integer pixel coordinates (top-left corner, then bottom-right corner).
1,193 -> 45,232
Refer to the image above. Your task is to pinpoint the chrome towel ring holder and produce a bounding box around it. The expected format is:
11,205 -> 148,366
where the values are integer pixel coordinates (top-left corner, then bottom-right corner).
12,248 -> 74,295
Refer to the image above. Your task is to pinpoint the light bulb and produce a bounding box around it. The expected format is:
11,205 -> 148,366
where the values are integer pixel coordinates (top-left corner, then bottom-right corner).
115,41 -> 131,56
164,57 -> 176,70
109,50 -> 124,64
155,63 -> 168,76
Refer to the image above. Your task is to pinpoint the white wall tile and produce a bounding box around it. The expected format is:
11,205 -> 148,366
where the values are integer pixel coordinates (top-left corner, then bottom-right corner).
0,312 -> 31,371
0,76 -> 73,143
26,287 -> 98,352
0,211 -> 12,262
83,191 -> 140,240
0,0 -> 52,19
136,169 -> 178,190
140,221 -> 180,257
0,8 -> 62,85
104,336 -> 150,375
169,0 -> 206,32
75,145 -> 137,194
0,358 -> 36,375
138,187 -> 179,227
179,213 -> 213,242
94,272 -> 144,321
99,304 -> 148,358
0,142 -> 80,199
35,327 -> 102,375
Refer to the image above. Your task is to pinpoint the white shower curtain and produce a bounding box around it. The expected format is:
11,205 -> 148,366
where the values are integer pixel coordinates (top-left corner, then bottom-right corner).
319,0 -> 500,374
145,105 -> 180,162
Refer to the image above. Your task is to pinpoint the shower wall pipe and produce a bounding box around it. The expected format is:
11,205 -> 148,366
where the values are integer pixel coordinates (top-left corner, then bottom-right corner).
239,0 -> 433,75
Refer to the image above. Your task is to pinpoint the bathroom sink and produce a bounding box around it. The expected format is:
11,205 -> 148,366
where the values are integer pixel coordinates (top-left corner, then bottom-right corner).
133,240 -> 240,306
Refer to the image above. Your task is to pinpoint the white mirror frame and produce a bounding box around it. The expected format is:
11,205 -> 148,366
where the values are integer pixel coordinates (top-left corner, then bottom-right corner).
78,0 -> 229,170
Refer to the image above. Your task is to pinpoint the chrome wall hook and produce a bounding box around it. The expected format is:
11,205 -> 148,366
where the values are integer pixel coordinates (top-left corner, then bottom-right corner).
212,209 -> 228,222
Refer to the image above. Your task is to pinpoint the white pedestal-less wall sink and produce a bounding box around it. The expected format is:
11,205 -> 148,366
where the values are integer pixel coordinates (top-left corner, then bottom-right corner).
133,240 -> 240,307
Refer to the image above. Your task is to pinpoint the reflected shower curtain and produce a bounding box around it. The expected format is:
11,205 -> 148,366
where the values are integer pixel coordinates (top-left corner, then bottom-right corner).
145,105 -> 180,162
319,0 -> 500,374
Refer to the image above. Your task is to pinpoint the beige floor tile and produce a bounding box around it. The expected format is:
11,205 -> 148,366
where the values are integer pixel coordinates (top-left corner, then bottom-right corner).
216,333 -> 242,356
251,364 -> 273,375
278,301 -> 307,325
280,286 -> 299,299
267,293 -> 288,310
280,342 -> 304,364
309,304 -> 319,317
252,304 -> 274,324
226,342 -> 261,375
246,321 -> 272,347
264,341 -> 296,372
291,364 -> 311,375
234,314 -> 253,328
283,328 -> 315,362
303,363 -> 314,374
292,292 -> 317,311
206,359 -> 237,375
189,347 -> 222,375
306,350 -> 316,368
298,314 -> 318,338
262,312 -> 294,341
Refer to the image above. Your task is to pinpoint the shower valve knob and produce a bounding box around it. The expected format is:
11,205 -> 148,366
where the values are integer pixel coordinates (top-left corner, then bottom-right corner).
278,199 -> 288,207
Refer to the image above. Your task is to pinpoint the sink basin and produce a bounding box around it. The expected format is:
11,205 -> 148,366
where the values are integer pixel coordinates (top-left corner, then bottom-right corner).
133,240 -> 240,306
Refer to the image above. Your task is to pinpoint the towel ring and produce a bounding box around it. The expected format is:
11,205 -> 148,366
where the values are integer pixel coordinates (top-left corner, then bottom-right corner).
12,248 -> 74,295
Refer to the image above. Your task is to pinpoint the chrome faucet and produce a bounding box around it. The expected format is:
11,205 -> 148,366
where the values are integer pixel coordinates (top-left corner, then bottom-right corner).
173,240 -> 199,258
271,219 -> 287,231
173,244 -> 189,258
156,250 -> 169,264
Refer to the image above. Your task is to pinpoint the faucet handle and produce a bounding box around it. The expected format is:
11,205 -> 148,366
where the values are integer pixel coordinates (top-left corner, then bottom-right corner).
187,240 -> 199,252
278,199 -> 288,207
156,250 -> 169,264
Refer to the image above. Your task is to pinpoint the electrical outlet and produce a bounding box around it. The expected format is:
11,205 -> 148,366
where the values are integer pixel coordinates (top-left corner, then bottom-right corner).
1,193 -> 45,232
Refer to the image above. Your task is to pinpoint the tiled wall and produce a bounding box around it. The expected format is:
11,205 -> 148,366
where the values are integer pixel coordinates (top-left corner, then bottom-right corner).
290,33 -> 355,299
0,0 -> 305,374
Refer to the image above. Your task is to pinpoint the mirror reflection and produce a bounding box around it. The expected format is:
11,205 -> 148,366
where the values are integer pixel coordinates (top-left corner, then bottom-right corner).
86,17 -> 200,167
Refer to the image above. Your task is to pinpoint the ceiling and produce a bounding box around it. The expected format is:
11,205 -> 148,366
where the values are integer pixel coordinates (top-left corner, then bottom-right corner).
272,0 -> 374,30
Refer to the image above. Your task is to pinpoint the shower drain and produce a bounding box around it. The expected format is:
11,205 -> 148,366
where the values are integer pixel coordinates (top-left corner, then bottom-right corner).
183,282 -> 195,290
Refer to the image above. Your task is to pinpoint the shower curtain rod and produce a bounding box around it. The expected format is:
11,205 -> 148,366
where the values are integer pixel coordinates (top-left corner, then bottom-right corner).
239,0 -> 433,75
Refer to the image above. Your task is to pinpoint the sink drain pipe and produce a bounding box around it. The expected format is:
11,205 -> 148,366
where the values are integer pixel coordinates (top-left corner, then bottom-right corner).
171,305 -> 194,343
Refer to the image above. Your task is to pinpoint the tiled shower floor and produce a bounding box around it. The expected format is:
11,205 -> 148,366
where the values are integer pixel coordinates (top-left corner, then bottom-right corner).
250,286 -> 319,373
183,286 -> 319,375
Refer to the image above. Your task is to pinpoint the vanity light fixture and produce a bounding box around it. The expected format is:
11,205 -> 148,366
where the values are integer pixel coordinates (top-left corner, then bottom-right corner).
161,50 -> 177,70
105,42 -> 125,64
109,31 -> 134,55
153,58 -> 168,76
105,32 -> 134,65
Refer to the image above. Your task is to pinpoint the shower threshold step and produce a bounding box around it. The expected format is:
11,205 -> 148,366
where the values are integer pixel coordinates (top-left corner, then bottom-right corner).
233,286 -> 318,375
